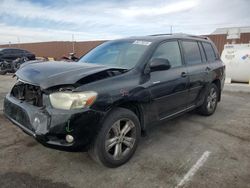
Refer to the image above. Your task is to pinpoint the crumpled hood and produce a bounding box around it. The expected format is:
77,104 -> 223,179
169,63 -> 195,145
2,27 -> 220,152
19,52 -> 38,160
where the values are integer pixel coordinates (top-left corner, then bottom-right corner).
15,61 -> 113,89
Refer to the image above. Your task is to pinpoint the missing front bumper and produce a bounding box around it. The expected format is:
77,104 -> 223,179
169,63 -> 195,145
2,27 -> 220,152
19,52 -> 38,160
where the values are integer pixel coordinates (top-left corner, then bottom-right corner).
4,94 -> 104,151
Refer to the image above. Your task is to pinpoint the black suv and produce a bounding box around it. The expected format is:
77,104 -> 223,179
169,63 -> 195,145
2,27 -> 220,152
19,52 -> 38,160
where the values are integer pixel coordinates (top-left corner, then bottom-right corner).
4,34 -> 225,167
0,48 -> 35,62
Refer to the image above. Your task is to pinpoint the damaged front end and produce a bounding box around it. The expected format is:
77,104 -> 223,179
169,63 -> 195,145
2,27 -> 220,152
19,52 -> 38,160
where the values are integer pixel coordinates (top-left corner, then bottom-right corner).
4,61 -> 128,151
4,80 -> 105,151
11,81 -> 43,107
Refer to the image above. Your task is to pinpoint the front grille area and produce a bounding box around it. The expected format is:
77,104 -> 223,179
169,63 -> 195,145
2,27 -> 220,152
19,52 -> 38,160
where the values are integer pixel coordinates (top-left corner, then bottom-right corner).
11,81 -> 43,107
4,98 -> 33,130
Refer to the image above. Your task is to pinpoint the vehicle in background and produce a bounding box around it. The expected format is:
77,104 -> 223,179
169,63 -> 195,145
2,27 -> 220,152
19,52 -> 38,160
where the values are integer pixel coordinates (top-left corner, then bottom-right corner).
4,34 -> 225,167
61,52 -> 79,62
36,57 -> 49,61
0,57 -> 30,75
0,48 -> 35,62
0,48 -> 36,75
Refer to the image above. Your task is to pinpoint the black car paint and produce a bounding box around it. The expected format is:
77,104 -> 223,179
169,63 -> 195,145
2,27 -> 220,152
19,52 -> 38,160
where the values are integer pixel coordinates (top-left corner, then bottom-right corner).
16,61 -> 127,89
0,48 -> 35,62
4,35 -> 225,151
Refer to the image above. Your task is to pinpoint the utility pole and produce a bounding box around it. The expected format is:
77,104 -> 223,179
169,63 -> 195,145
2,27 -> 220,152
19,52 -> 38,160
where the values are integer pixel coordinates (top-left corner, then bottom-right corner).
17,37 -> 20,48
72,34 -> 75,53
170,25 -> 173,34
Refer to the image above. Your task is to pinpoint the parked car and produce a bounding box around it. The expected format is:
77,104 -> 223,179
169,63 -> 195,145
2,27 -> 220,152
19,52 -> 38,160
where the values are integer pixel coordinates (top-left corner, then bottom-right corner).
0,48 -> 36,75
61,52 -> 79,62
4,34 -> 225,167
0,57 -> 30,75
0,48 -> 35,62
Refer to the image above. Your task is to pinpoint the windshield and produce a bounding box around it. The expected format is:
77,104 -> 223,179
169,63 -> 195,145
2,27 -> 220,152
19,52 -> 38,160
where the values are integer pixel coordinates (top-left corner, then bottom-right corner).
78,40 -> 151,69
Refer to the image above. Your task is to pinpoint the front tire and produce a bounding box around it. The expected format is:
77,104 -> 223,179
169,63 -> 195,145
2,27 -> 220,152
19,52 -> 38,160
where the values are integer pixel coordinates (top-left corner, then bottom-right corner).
89,107 -> 140,168
197,83 -> 219,116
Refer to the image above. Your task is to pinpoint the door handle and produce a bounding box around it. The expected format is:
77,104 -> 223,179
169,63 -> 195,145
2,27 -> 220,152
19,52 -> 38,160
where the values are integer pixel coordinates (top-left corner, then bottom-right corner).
181,72 -> 188,77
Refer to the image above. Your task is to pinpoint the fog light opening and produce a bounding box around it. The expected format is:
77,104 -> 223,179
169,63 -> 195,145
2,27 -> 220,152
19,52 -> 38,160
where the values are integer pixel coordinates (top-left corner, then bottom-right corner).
66,135 -> 74,143
33,116 -> 41,129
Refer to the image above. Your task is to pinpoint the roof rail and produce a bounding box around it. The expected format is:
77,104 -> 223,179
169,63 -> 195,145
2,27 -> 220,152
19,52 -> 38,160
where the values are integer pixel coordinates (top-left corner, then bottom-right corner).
148,33 -> 172,36
148,33 -> 209,40
187,34 -> 210,40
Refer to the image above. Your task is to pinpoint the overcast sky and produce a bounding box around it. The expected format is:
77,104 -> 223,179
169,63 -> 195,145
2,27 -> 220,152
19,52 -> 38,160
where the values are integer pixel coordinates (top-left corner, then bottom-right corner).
0,0 -> 249,44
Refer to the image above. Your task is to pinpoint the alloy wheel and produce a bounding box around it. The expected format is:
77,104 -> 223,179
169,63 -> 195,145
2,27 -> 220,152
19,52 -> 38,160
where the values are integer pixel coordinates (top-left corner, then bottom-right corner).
105,119 -> 136,160
207,88 -> 217,111
0,63 -> 5,70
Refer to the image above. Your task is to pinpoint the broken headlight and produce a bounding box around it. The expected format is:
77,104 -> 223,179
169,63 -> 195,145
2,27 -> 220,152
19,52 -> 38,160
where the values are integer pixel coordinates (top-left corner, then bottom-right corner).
49,91 -> 97,110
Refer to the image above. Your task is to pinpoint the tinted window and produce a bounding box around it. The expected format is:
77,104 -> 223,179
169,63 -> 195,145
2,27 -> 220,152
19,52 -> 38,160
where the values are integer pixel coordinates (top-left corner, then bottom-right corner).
151,41 -> 182,68
182,41 -> 202,65
3,49 -> 12,54
202,42 -> 216,62
13,49 -> 22,54
198,42 -> 206,62
23,50 -> 30,54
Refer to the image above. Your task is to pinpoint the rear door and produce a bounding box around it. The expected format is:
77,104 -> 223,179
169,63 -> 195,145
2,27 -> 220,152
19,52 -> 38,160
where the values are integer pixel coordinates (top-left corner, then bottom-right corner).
181,40 -> 210,106
13,49 -> 23,59
148,40 -> 189,119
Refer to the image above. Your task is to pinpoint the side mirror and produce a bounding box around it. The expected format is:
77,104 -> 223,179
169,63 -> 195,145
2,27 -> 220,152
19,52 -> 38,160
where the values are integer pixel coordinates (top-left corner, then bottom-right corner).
150,58 -> 171,72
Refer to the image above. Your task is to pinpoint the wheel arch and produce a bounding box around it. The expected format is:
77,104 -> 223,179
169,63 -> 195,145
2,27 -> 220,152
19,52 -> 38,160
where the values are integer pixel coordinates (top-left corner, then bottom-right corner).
212,79 -> 221,102
114,102 -> 146,133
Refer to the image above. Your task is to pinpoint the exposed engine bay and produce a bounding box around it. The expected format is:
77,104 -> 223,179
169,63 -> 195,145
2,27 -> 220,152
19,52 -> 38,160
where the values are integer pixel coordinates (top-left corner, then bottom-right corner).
11,81 -> 43,107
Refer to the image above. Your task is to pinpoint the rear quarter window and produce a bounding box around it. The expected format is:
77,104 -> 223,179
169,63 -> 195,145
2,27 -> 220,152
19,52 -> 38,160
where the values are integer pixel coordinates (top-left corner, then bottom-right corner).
23,50 -> 30,54
202,42 -> 216,62
182,41 -> 202,65
14,49 -> 23,54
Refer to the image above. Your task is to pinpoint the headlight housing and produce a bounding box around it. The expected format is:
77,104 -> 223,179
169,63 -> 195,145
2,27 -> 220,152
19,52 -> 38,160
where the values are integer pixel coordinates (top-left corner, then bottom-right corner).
49,91 -> 97,110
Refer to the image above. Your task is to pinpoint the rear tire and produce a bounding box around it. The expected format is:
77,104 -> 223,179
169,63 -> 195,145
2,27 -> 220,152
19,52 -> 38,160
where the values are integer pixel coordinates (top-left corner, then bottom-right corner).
0,70 -> 7,75
88,107 -> 140,168
14,62 -> 21,72
0,62 -> 7,75
197,83 -> 219,116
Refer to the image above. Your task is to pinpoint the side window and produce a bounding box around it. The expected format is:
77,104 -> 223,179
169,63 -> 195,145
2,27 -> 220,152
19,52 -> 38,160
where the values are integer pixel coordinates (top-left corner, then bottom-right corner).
12,49 -> 18,54
198,42 -> 206,62
151,41 -> 182,68
17,49 -> 23,54
182,41 -> 202,65
3,49 -> 11,54
202,42 -> 216,62
10,49 -> 20,54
